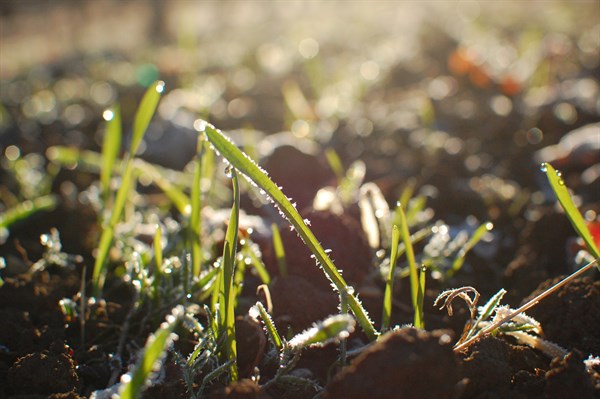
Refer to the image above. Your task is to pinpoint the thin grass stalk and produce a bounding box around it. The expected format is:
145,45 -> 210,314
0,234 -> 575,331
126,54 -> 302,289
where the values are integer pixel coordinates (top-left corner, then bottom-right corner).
92,81 -> 163,296
446,221 -> 493,280
191,137 -> 205,277
217,169 -> 240,381
382,224 -> 401,331
454,258 -> 599,353
396,203 -> 419,324
271,223 -> 287,277
416,265 -> 426,329
100,105 -> 121,206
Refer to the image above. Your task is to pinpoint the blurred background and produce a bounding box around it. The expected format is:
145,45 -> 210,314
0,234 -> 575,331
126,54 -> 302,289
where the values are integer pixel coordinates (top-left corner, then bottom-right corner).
1,0 -> 599,197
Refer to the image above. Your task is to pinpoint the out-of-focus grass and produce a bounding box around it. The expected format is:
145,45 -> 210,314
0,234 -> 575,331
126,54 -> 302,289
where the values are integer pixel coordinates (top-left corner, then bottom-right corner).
92,81 -> 164,296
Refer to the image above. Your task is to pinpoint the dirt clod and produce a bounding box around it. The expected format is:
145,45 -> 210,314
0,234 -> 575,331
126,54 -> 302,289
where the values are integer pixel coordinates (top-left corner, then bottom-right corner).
324,328 -> 459,399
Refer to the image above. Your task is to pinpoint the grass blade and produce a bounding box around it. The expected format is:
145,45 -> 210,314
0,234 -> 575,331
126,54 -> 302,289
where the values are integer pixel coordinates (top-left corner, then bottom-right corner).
100,105 -> 121,204
396,202 -> 420,327
136,162 -> 191,216
202,123 -> 377,341
271,223 -> 287,277
119,306 -> 181,399
0,194 -> 57,230
92,83 -> 164,296
446,221 -> 493,279
542,162 -> 600,260
217,169 -> 240,381
153,224 -> 163,276
242,241 -> 270,285
381,224 -> 400,331
130,81 -> 164,157
288,314 -> 355,351
191,138 -> 205,277
251,301 -> 283,351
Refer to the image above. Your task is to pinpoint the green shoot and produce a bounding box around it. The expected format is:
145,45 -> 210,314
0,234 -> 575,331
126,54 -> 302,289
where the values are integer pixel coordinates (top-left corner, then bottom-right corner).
191,137 -> 205,277
542,162 -> 600,261
446,221 -> 493,279
119,306 -> 181,399
100,105 -> 121,205
251,301 -> 283,351
0,194 -> 57,232
216,168 -> 240,381
202,123 -> 378,341
325,147 -> 345,183
271,223 -> 287,277
287,314 -> 355,351
396,202 -> 422,328
153,224 -> 163,274
151,224 -> 163,299
241,239 -> 271,285
136,162 -> 191,216
92,81 -> 164,296
416,265 -> 426,329
381,224 -> 401,331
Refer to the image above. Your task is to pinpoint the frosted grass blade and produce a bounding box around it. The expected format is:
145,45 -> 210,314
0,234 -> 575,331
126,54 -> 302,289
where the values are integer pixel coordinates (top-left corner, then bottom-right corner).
543,163 -> 599,260
202,123 -> 377,341
119,307 -> 181,399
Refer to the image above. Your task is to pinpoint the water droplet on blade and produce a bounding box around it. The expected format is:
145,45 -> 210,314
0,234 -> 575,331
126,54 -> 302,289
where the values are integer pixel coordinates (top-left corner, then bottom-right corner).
224,165 -> 233,178
155,81 -> 165,93
540,163 -> 547,172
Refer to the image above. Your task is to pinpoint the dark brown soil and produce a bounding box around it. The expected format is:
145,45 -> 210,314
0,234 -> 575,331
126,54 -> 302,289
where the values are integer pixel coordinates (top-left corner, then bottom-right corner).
324,328 -> 459,399
1,2 -> 599,398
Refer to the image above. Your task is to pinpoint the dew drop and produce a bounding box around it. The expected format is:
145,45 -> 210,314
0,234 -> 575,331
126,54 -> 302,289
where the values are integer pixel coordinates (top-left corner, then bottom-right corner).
540,162 -> 547,172
485,222 -> 494,231
555,170 -> 562,178
155,80 -> 165,93
224,165 -> 233,178
558,178 -> 565,186
102,109 -> 114,121
420,265 -> 427,273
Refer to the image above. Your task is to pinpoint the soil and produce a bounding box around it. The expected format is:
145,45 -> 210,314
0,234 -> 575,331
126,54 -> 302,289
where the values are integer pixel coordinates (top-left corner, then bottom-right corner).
1,2 -> 600,399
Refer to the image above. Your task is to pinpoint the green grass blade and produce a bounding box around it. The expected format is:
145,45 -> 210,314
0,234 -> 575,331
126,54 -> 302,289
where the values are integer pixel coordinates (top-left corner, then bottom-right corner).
252,301 -> 283,351
130,81 -> 164,157
136,162 -> 191,216
191,138 -> 204,277
119,306 -> 181,399
202,123 -> 377,341
101,105 -> 121,203
382,224 -> 401,331
325,148 -> 345,182
92,85 -> 163,296
0,194 -> 57,230
543,163 -> 600,260
397,203 -> 419,313
242,242 -> 270,285
416,265 -> 426,329
154,224 -> 163,275
217,169 -> 240,381
271,223 -> 287,277
446,221 -> 493,279
288,314 -> 355,351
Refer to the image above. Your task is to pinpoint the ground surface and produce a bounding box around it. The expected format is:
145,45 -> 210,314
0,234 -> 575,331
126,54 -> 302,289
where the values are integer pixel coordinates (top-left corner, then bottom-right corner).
1,1 -> 599,398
